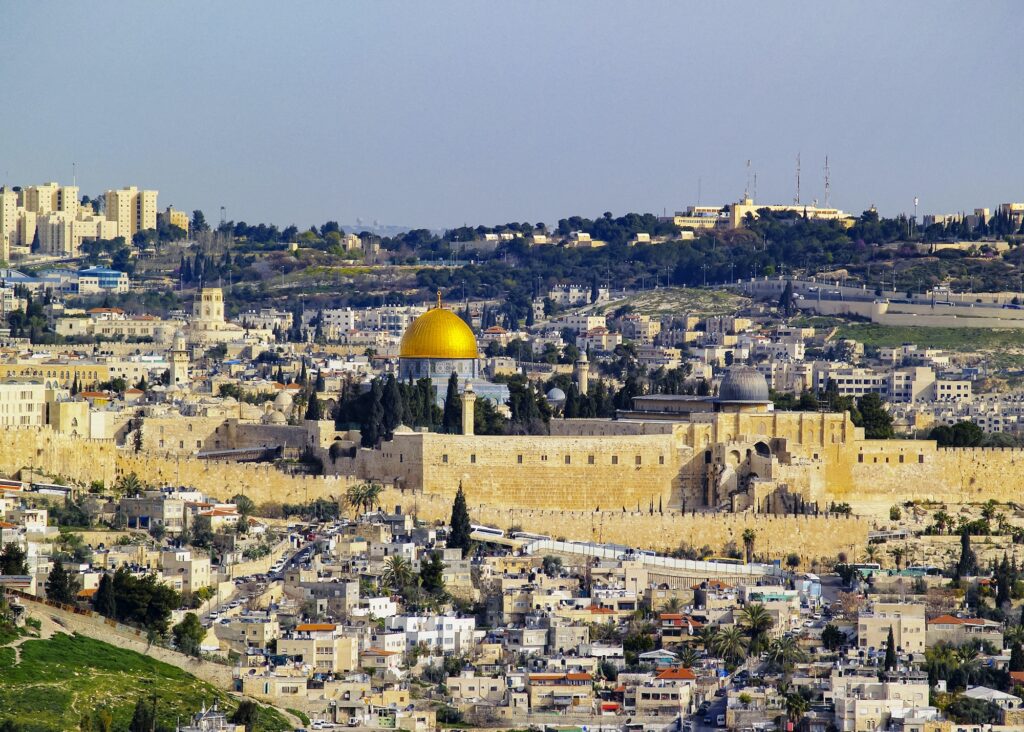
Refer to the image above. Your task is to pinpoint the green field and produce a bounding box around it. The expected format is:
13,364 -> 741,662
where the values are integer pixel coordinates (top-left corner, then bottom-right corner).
832,323 -> 1024,352
0,633 -> 289,732
598,287 -> 750,317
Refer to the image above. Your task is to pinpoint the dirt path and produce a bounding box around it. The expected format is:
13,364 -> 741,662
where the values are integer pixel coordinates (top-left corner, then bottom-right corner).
9,611 -> 59,664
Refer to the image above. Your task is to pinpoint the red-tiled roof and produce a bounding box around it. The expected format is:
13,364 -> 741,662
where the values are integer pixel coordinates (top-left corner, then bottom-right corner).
295,623 -> 336,632
656,666 -> 697,681
928,614 -> 993,626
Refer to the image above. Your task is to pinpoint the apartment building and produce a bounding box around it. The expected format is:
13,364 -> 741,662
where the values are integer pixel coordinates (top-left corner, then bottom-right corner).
161,549 -> 211,597
858,602 -> 926,654
831,671 -> 930,732
0,382 -> 46,427
104,186 -> 158,240
277,623 -> 359,673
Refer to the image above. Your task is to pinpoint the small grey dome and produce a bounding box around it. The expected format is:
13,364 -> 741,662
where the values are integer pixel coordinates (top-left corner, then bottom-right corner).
546,387 -> 567,404
717,366 -> 769,403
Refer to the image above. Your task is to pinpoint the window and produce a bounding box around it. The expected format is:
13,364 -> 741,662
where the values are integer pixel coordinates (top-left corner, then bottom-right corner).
517,454 -> 523,464
442,454 -> 448,463
588,455 -> 595,465
564,455 -> 571,464
470,454 -> 476,464
918,454 -> 924,463
611,455 -> 618,465
635,455 -> 642,466
541,454 -> 548,462
858,454 -> 864,463
659,455 -> 664,465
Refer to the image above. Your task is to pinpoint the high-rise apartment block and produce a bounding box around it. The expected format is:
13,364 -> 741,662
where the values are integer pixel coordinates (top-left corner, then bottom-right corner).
104,186 -> 158,241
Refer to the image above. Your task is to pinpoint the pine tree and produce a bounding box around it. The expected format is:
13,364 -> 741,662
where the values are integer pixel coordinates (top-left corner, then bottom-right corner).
449,484 -> 472,553
128,698 -> 155,732
46,558 -> 76,605
442,372 -> 462,434
883,626 -> 897,671
93,572 -> 116,617
275,365 -> 284,384
779,280 -> 795,316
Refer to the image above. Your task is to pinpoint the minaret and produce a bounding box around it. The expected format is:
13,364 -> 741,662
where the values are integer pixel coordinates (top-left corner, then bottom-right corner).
168,329 -> 190,386
461,382 -> 476,436
574,350 -> 590,396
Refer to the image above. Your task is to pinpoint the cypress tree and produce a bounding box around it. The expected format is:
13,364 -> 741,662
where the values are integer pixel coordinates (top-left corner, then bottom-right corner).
46,558 -> 76,605
360,379 -> 385,448
442,372 -> 461,434
956,529 -> 978,578
1011,643 -> 1024,673
382,374 -> 402,438
883,626 -> 897,671
314,370 -> 325,393
93,573 -> 116,617
304,392 -> 322,420
448,484 -> 472,554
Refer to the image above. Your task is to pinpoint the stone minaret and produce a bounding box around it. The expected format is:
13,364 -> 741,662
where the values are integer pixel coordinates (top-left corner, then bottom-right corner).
168,329 -> 190,387
574,350 -> 590,396
461,382 -> 476,436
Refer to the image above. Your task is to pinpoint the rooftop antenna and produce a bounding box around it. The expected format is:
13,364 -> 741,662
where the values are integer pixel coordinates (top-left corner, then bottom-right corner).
744,159 -> 751,200
753,172 -> 757,202
794,153 -> 801,205
697,176 -> 702,207
219,206 -> 226,227
72,162 -> 77,188
823,155 -> 831,207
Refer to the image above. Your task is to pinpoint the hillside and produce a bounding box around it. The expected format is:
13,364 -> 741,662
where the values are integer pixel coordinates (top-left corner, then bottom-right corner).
595,286 -> 750,318
0,631 -> 289,732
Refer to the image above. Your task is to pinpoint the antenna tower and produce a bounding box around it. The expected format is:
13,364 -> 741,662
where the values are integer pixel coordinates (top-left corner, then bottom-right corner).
794,153 -> 801,205
823,155 -> 831,207
745,159 -> 751,199
219,206 -> 226,226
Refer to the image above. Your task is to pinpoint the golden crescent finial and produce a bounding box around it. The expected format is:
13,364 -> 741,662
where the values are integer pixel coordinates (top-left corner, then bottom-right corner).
437,289 -> 442,309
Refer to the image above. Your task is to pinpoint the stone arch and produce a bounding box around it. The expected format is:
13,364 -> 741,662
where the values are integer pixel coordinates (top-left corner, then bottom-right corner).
754,441 -> 771,458
727,450 -> 741,467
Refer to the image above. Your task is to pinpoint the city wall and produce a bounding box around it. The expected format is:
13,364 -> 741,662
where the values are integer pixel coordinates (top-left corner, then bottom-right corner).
375,486 -> 868,564
0,426 -> 117,487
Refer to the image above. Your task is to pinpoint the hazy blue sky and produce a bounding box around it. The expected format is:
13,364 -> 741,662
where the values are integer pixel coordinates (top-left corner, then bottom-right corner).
2,2 -> 1020,230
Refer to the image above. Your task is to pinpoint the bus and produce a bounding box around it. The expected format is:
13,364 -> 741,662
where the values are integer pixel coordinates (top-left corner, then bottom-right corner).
470,524 -> 505,538
708,557 -> 745,566
511,531 -> 551,542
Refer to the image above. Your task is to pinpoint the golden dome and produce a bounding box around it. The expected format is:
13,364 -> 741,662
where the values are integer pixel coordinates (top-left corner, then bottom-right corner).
400,306 -> 478,360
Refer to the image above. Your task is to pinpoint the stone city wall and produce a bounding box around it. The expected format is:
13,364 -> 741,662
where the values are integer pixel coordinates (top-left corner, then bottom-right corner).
115,452 -> 360,505
376,486 -> 868,564
0,426 -> 117,487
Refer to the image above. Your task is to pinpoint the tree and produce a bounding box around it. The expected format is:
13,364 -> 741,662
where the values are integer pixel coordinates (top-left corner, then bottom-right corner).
856,393 -> 894,439
765,635 -> 808,671
741,529 -> 756,563
128,698 -> 155,732
360,379 -> 385,447
821,623 -> 845,650
956,529 -> 978,578
448,484 -> 472,553
884,625 -> 898,671
231,494 -> 256,517
304,391 -> 322,420
542,555 -> 563,577
712,625 -> 747,666
230,700 -> 261,732
189,515 -> 214,549
778,280 -> 795,316
381,556 -> 413,594
1010,642 -> 1024,673
0,543 -> 28,575
442,372 -> 461,434
93,573 -> 117,618
191,209 -> 209,232
172,612 -> 204,657
382,374 -> 403,439
419,551 -> 446,596
739,603 -> 773,654
46,558 -> 77,605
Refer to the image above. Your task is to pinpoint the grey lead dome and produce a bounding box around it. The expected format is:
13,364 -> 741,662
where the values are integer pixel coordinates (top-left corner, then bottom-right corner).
717,366 -> 770,403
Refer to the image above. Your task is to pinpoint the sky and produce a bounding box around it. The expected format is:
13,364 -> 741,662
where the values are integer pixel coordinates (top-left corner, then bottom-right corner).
2,1 -> 1021,230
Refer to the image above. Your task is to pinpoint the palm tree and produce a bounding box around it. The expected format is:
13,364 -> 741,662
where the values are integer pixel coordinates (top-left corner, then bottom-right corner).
891,546 -> 905,571
932,510 -> 952,534
381,556 -> 413,593
115,472 -> 143,496
785,692 -> 809,723
678,645 -> 701,669
739,603 -> 774,654
1006,625 -> 1024,648
661,597 -> 683,614
742,529 -> 756,564
697,625 -> 720,654
765,635 -> 808,672
713,626 -> 748,666
345,484 -> 366,517
360,482 -> 383,514
864,545 -> 879,563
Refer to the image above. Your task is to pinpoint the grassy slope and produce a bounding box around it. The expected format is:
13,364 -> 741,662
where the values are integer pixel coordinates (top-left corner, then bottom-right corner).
596,287 -> 750,317
0,633 -> 289,732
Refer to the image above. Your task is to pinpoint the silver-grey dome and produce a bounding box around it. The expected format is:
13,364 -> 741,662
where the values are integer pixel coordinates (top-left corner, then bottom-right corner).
717,366 -> 769,403
546,387 -> 567,403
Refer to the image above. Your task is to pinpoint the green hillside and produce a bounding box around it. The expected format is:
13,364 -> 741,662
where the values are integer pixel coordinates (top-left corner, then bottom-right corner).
0,632 -> 289,732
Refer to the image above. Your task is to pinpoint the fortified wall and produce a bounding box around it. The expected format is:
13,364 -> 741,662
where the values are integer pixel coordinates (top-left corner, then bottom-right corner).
0,426 -> 117,487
